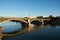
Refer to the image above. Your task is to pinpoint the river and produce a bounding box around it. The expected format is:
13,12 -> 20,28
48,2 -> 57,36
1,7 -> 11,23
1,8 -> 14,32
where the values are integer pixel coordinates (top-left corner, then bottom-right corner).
0,21 -> 60,40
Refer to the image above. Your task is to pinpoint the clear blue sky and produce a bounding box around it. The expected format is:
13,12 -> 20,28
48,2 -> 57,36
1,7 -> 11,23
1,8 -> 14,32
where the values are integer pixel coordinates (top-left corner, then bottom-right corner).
0,0 -> 60,17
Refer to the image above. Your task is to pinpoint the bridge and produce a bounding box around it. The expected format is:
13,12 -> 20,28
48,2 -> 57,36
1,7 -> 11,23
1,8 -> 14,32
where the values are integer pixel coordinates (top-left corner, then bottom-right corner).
0,17 -> 50,40
0,17 -> 50,26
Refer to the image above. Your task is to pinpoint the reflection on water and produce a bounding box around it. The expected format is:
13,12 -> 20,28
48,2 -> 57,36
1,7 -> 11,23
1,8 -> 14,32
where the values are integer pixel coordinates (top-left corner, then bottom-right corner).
28,25 -> 44,32
0,21 -> 22,33
0,21 -> 60,40
3,25 -> 60,40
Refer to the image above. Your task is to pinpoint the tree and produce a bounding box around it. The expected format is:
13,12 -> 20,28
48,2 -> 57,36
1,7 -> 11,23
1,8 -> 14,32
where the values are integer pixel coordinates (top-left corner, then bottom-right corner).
37,16 -> 43,18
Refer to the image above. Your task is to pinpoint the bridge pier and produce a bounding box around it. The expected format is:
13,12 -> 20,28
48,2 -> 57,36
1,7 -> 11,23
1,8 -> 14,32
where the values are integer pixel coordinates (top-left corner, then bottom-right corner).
28,18 -> 32,27
28,18 -> 45,27
42,19 -> 44,25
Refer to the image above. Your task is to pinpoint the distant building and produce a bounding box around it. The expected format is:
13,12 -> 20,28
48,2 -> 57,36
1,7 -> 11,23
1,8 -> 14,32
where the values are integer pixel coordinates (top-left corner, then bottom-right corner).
28,16 -> 37,18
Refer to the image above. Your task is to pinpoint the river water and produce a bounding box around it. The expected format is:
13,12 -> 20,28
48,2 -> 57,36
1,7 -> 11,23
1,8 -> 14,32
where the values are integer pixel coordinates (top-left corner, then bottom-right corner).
0,21 -> 60,40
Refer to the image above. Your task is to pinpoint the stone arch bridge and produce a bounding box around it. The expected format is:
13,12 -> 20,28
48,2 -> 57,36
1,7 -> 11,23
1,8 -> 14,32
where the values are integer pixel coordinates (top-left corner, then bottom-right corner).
0,17 -> 50,26
0,17 -> 50,40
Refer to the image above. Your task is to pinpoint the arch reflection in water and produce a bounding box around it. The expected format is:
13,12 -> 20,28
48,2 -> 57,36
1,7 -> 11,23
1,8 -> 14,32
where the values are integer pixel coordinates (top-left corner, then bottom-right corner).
0,21 -> 22,33
3,27 -> 28,38
3,25 -> 45,38
2,25 -> 60,40
28,25 -> 44,32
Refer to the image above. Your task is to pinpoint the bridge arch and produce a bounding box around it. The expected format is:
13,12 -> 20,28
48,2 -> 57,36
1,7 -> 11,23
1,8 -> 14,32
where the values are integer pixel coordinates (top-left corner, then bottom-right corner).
43,20 -> 50,25
9,19 -> 28,23
31,20 -> 42,26
0,19 -> 28,28
0,19 -> 28,24
8,19 -> 28,28
30,19 -> 42,22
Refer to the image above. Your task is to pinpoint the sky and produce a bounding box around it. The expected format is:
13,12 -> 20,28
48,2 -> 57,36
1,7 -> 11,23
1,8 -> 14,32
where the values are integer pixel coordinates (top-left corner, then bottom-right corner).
0,0 -> 60,17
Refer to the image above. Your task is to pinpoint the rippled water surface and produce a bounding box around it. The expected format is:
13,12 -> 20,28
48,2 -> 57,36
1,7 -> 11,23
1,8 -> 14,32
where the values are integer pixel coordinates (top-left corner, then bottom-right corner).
0,21 -> 60,40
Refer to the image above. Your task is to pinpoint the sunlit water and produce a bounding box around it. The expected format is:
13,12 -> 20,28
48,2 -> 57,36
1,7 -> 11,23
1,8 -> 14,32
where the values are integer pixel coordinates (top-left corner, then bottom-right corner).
0,21 -> 22,33
0,21 -> 60,40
